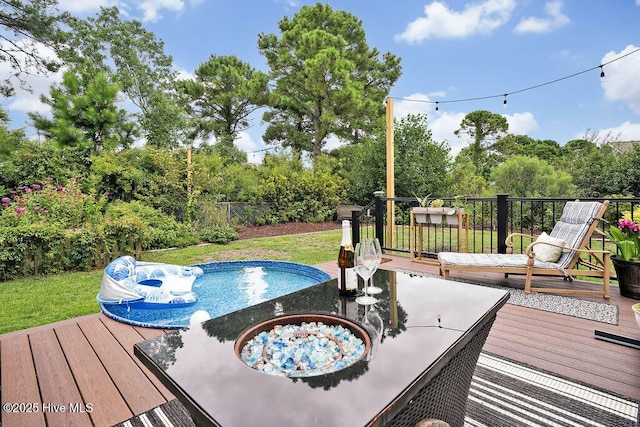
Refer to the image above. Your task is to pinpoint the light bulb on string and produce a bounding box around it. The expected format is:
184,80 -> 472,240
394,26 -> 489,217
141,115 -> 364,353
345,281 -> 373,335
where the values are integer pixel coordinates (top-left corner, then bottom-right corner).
600,65 -> 605,81
503,94 -> 508,108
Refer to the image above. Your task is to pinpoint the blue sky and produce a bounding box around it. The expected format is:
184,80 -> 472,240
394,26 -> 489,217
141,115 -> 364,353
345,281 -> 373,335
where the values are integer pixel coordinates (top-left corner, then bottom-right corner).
3,0 -> 640,162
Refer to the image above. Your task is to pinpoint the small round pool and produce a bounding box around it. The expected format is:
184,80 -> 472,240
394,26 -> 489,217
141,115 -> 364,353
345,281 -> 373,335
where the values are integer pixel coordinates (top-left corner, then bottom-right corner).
99,260 -> 332,329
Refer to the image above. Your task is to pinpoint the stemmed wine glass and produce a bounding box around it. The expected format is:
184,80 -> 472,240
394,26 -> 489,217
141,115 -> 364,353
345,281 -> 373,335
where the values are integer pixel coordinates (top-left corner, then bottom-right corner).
354,240 -> 378,305
366,238 -> 383,295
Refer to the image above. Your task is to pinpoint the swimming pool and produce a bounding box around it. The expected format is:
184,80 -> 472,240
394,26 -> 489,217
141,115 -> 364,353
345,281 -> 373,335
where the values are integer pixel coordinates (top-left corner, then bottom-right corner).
99,260 -> 332,329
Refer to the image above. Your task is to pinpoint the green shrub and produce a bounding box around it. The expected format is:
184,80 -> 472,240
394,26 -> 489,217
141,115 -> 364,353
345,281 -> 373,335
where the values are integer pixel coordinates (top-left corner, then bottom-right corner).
257,167 -> 346,223
0,225 -> 104,280
104,200 -> 199,249
198,225 -> 238,244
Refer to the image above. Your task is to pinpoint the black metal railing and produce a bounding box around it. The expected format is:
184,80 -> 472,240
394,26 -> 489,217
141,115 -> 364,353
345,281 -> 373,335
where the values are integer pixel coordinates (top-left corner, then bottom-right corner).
351,193 -> 640,260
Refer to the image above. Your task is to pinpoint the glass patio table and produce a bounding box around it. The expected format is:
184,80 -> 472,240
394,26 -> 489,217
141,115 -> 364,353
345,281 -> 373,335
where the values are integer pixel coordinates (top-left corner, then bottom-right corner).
134,269 -> 509,426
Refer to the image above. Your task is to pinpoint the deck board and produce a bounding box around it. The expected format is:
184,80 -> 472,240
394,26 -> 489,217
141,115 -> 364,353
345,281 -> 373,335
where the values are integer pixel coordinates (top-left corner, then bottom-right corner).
1,253 -> 639,427
101,316 -> 174,401
77,316 -> 165,417
55,323 -> 131,426
29,329 -> 92,426
0,335 -> 46,427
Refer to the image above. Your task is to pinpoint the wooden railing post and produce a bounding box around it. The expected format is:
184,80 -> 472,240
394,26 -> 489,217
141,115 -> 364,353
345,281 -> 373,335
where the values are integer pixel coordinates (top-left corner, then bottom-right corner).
497,194 -> 509,254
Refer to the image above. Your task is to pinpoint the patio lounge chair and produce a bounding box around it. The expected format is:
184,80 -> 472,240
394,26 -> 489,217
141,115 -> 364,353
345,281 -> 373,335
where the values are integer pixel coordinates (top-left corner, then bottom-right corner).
438,200 -> 611,298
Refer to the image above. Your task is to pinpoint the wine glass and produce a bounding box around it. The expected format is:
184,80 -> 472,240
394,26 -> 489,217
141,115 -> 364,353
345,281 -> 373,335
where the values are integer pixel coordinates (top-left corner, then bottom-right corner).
354,241 -> 377,305
366,238 -> 383,295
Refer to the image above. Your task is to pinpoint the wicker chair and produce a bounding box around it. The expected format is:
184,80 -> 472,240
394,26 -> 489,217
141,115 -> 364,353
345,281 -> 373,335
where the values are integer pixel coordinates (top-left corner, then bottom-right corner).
438,200 -> 611,298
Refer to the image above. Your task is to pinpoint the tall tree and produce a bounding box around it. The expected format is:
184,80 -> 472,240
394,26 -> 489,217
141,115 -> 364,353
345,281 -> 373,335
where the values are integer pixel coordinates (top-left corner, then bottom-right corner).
337,113 -> 450,203
490,155 -> 576,197
392,114 -> 450,199
257,3 -> 401,162
178,55 -> 268,146
57,7 -> 186,149
29,65 -> 138,154
454,110 -> 508,172
560,140 -> 624,197
0,0 -> 67,97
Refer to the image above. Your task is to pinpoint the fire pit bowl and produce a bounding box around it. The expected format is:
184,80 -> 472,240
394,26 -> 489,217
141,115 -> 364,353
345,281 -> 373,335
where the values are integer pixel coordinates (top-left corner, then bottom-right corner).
235,313 -> 371,377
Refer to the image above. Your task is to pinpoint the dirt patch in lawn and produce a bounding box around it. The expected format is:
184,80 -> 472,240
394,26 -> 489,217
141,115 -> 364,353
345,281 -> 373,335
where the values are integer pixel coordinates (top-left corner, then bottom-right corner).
237,222 -> 341,240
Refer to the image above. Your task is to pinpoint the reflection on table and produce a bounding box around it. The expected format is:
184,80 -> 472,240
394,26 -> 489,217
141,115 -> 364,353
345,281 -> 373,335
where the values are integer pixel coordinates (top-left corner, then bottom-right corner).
135,269 -> 509,427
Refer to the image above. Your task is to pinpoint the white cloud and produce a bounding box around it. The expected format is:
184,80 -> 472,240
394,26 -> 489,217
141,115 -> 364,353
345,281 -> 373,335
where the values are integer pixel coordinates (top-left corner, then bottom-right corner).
59,0 -> 194,22
591,121 -> 640,142
601,45 -> 640,115
431,111 -> 467,154
0,39 -> 63,119
393,93 -> 468,153
393,93 -> 434,116
58,0 -> 119,14
324,135 -> 344,152
394,0 -> 516,43
275,0 -> 299,7
174,67 -> 194,81
503,112 -> 538,135
139,0 -> 185,22
235,131 -> 265,164
392,93 -> 541,155
515,1 -> 570,34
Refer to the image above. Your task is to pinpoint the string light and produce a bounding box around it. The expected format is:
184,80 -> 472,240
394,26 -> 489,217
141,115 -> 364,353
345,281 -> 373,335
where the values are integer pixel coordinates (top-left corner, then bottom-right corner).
392,47 -> 639,109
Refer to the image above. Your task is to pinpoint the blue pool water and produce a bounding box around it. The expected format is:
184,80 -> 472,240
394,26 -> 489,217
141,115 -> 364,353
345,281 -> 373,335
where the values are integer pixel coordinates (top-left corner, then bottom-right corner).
100,260 -> 331,329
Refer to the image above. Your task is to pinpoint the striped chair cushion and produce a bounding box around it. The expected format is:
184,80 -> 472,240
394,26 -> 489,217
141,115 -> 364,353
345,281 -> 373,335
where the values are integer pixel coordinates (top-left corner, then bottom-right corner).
439,201 -> 603,272
550,201 -> 603,268
438,252 -> 557,269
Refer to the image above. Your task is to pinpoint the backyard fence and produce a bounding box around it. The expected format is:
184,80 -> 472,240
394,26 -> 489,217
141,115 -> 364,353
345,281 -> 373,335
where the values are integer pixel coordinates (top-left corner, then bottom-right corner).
0,226 -> 144,281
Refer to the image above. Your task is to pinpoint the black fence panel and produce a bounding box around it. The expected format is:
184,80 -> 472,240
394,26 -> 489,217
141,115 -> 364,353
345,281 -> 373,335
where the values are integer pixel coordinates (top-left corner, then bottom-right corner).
349,194 -> 640,264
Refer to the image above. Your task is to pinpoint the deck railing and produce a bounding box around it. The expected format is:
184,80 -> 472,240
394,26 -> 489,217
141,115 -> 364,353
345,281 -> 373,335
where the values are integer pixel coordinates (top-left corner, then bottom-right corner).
352,194 -> 640,261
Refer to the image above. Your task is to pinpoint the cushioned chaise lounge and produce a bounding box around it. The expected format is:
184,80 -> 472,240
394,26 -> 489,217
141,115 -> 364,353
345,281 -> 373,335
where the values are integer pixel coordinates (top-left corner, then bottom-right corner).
438,200 -> 611,298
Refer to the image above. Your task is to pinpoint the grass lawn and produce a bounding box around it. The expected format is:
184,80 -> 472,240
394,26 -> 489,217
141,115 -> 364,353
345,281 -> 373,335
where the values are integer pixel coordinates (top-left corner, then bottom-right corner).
0,226 -> 616,335
0,229 -> 341,335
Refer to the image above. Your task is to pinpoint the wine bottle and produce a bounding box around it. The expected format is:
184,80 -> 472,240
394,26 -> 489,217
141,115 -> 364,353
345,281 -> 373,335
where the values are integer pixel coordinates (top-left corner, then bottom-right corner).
338,220 -> 357,296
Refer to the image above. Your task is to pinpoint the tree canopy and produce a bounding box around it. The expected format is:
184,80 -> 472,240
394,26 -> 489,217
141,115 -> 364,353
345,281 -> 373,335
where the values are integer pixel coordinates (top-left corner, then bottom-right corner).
29,65 -> 138,154
490,155 -> 576,197
455,110 -> 508,173
257,2 -> 401,162
0,0 -> 66,97
57,7 -> 186,149
178,55 -> 268,146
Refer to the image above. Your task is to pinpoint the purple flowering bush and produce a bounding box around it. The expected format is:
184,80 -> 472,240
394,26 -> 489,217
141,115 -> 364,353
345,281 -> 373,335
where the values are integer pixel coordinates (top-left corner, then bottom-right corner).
0,180 -> 110,278
0,179 -> 106,228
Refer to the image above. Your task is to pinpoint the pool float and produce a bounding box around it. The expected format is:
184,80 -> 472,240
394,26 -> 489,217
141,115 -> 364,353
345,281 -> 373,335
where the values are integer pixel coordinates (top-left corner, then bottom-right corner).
97,256 -> 202,309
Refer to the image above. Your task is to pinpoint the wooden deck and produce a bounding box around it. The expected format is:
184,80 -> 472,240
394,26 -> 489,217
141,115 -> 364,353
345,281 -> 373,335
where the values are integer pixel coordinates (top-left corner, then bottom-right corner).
1,254 -> 639,426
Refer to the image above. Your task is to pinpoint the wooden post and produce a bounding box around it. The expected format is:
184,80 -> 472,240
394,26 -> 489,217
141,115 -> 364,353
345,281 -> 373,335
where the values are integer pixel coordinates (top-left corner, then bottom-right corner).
187,145 -> 193,196
385,98 -> 395,248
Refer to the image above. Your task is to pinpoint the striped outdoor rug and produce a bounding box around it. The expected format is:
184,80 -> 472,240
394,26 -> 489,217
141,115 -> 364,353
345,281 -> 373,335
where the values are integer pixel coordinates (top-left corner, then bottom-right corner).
117,353 -> 639,427
467,353 -> 638,426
